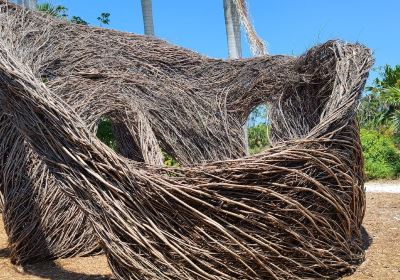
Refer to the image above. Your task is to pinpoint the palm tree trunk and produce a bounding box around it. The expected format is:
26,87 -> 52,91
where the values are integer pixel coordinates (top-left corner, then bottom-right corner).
223,0 -> 241,59
224,0 -> 249,154
27,0 -> 37,10
16,0 -> 37,10
231,0 -> 267,56
141,0 -> 155,36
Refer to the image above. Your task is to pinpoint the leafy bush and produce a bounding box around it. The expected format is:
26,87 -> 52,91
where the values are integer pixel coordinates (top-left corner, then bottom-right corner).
163,152 -> 180,167
248,123 -> 270,155
96,118 -> 116,150
360,128 -> 400,179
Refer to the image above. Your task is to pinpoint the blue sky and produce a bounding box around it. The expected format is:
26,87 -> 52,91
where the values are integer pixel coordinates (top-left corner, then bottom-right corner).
37,0 -> 399,84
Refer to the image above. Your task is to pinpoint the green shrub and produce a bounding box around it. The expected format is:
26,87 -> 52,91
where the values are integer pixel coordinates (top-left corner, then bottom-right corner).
96,117 -> 116,150
248,123 -> 270,155
163,151 -> 180,167
361,128 -> 400,179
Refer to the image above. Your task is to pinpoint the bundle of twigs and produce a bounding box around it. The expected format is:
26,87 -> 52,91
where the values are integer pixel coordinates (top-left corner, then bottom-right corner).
0,1 -> 373,279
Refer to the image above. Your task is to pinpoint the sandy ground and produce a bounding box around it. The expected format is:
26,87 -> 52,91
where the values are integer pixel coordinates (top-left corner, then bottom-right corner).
344,193 -> 400,280
1,193 -> 399,280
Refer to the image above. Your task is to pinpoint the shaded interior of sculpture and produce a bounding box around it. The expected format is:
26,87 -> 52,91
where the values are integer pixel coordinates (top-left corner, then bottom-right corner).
0,2 -> 374,279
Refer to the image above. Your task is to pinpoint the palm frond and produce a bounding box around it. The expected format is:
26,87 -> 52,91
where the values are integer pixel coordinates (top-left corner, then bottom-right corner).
382,87 -> 400,106
37,3 -> 67,18
392,110 -> 400,133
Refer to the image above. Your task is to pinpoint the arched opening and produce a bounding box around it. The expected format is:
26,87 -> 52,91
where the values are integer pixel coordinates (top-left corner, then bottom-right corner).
162,149 -> 180,167
95,116 -> 177,166
96,116 -> 148,163
246,104 -> 271,154
96,117 -> 116,150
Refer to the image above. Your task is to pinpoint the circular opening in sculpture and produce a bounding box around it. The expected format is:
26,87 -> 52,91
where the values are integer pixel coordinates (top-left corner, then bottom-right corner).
246,104 -> 270,154
96,117 -> 116,150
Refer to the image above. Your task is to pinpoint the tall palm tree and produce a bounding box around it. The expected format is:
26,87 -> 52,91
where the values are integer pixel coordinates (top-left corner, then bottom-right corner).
141,0 -> 154,36
223,0 -> 241,59
224,0 -> 248,152
223,0 -> 266,154
224,0 -> 266,58
16,0 -> 37,10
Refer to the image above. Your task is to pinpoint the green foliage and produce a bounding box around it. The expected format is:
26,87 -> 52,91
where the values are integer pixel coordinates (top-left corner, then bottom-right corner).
163,152 -> 180,167
248,123 -> 270,155
71,16 -> 88,25
37,2 -> 109,26
360,128 -> 400,179
247,105 -> 270,155
360,65 -> 400,134
96,118 -> 116,150
358,65 -> 400,179
97,12 -> 111,26
370,65 -> 400,90
37,3 -> 68,18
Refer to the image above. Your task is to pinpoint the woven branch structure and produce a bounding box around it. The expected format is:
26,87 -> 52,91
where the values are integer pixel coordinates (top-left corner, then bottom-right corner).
0,2 -> 374,279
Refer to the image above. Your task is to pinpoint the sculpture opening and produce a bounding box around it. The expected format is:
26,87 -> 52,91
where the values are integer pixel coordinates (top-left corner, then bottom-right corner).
247,105 -> 270,154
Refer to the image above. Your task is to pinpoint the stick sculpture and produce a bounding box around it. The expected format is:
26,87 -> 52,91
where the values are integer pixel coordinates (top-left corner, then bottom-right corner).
0,2 -> 373,279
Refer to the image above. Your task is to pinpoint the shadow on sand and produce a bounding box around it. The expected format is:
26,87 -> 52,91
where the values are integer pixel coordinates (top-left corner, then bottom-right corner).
21,261 -> 111,280
361,225 -> 373,250
1,246 -> 110,280
0,223 -> 372,280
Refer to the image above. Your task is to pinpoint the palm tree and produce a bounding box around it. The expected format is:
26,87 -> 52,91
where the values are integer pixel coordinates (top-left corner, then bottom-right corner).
16,0 -> 37,10
359,65 -> 400,134
141,0 -> 155,36
224,0 -> 266,58
381,86 -> 400,132
224,0 -> 248,153
223,0 -> 241,59
223,0 -> 266,154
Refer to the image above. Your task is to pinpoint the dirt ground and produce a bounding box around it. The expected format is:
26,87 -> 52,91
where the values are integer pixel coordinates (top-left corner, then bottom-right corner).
1,193 -> 399,280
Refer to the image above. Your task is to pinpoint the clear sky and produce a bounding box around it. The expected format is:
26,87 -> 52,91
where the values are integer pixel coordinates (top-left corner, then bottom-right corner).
37,0 -> 399,84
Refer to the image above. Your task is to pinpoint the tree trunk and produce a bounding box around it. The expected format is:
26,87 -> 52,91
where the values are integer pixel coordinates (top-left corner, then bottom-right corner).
141,0 -> 154,36
223,0 -> 249,154
223,0 -> 241,59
